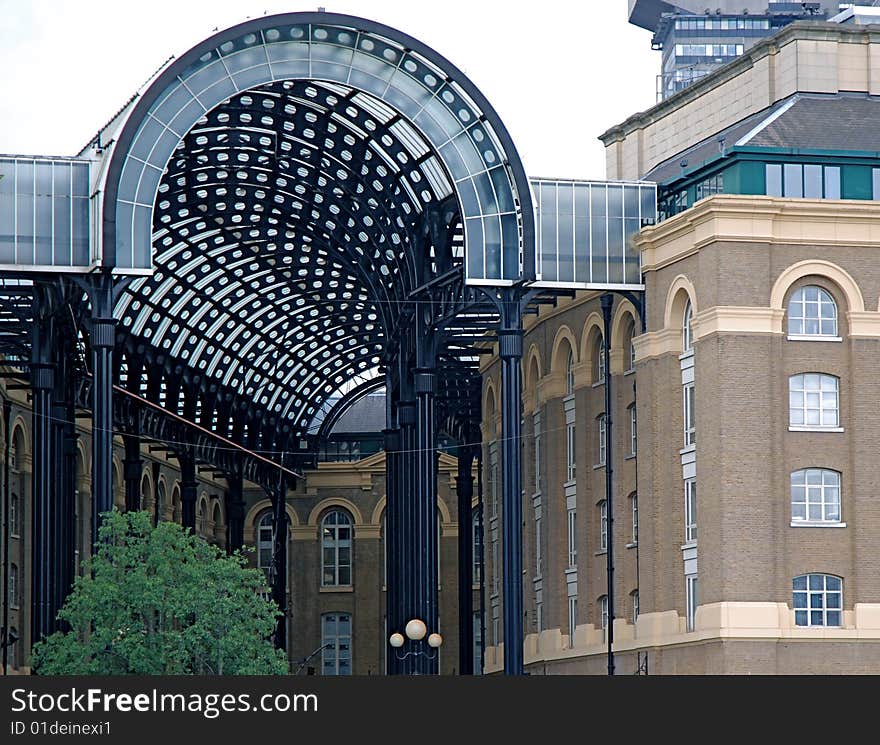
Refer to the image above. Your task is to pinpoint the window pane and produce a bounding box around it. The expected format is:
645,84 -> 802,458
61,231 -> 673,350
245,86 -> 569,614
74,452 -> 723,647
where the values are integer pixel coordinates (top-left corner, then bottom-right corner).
766,164 -> 782,196
793,592 -> 807,609
825,167 -> 841,199
784,164 -> 803,197
810,610 -> 823,625
793,576 -> 807,591
826,576 -> 841,591
804,164 -> 822,198
795,610 -> 807,626
809,575 -> 824,590
826,611 -> 841,626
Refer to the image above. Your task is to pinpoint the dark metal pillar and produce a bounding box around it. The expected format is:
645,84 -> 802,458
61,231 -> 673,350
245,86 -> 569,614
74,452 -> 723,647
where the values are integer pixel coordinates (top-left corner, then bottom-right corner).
476,450 -> 485,674
179,450 -> 197,530
383,420 -> 402,675
30,307 -> 55,645
270,479 -> 289,651
600,293 -> 615,676
224,471 -> 245,552
2,398 -> 10,674
122,434 -> 142,512
456,446 -> 475,675
499,289 -> 524,675
90,272 -> 116,549
397,396 -> 417,675
413,366 -> 438,675
50,385 -> 67,626
61,398 -> 78,612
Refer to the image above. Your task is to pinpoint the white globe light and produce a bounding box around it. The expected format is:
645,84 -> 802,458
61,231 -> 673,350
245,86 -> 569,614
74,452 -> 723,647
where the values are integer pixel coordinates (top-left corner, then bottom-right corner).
389,632 -> 405,648
427,633 -> 443,648
405,618 -> 427,641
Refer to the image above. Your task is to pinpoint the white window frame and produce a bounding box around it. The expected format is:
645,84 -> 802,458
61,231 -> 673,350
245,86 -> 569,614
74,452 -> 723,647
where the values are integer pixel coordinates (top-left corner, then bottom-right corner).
600,595 -> 609,631
566,419 -> 576,482
321,613 -> 352,675
321,510 -> 353,587
632,590 -> 639,622
9,493 -> 18,537
567,508 -> 577,568
631,493 -> 639,544
256,511 -> 274,581
489,442 -> 499,518
682,300 -> 694,353
787,285 -> 838,338
599,500 -> 608,552
535,514 -> 543,577
686,574 -> 698,631
790,469 -> 842,524
565,350 -> 575,395
793,574 -> 842,627
598,414 -> 606,466
596,338 -> 606,383
491,540 -> 499,595
683,382 -> 696,446
9,563 -> 18,609
568,596 -> 578,643
629,404 -> 637,456
789,373 -> 840,430
472,507 -> 482,585
685,478 -> 697,543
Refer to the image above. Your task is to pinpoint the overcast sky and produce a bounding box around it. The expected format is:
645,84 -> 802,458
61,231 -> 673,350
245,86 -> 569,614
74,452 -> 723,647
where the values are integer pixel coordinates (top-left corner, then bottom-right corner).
0,1 -> 657,179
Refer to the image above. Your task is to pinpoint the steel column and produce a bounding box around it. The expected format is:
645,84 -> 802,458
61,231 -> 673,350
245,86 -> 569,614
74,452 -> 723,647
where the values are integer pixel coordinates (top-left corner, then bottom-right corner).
270,480 -> 289,651
122,434 -> 142,512
2,399 -> 10,674
397,397 -> 416,674
499,289 -> 524,675
413,367 -> 438,675
383,423 -> 402,675
180,451 -> 197,530
30,347 -> 54,645
90,272 -> 116,549
600,293 -> 615,676
456,446 -> 475,675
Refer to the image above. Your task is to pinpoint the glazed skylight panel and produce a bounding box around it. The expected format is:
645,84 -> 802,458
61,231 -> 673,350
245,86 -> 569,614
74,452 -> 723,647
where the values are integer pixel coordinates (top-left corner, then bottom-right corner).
114,22 -> 524,283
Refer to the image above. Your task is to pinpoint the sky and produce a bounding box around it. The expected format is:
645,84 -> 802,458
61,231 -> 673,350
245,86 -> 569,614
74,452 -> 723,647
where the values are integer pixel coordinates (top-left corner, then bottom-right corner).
0,1 -> 658,180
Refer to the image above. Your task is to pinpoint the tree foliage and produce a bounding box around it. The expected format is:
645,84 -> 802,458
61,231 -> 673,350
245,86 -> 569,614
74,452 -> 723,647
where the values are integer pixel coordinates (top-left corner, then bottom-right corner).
31,510 -> 287,675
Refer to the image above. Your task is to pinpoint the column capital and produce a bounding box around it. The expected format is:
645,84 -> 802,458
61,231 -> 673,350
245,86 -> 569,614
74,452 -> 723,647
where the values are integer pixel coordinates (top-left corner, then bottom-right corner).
90,318 -> 117,349
498,329 -> 523,359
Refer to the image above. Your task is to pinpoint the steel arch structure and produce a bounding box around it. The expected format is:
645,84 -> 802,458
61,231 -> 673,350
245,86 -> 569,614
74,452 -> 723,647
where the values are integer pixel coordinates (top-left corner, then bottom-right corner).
4,12 -> 546,676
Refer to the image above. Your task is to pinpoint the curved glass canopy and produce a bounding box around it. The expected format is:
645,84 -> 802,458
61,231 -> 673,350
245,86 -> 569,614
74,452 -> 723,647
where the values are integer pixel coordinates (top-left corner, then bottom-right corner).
114,78 -> 469,436
104,12 -> 533,285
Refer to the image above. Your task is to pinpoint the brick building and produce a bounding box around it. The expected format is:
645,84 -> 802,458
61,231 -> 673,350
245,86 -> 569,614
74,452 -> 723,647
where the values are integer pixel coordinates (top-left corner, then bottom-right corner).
481,20 -> 880,674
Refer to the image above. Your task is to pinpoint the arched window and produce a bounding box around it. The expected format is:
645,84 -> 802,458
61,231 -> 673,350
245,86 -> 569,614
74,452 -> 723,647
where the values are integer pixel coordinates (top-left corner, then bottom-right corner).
682,299 -> 694,353
198,500 -> 207,537
565,349 -> 575,395
171,486 -> 181,524
9,563 -> 18,608
256,512 -> 274,581
789,374 -> 840,428
212,504 -> 223,546
624,317 -> 636,372
321,613 -> 352,675
595,335 -> 606,383
788,285 -> 838,337
472,506 -> 483,585
321,510 -> 353,586
791,469 -> 841,523
793,574 -> 842,627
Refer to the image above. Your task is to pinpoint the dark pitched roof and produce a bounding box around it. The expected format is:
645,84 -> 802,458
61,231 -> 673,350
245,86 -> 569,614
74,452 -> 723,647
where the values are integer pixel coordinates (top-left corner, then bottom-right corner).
643,93 -> 880,185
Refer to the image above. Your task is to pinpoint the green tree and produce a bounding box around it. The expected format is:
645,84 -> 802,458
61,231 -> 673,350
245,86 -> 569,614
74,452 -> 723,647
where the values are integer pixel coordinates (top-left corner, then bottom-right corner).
31,510 -> 287,675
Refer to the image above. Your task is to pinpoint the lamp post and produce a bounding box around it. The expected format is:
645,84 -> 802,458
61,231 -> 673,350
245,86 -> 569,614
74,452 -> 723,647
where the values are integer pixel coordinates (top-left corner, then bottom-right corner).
388,618 -> 443,673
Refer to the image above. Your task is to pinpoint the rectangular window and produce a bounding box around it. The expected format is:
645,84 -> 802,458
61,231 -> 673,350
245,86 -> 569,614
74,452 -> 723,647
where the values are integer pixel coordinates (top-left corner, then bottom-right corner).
632,494 -> 639,544
598,414 -> 607,466
784,164 -> 803,197
686,575 -> 698,632
535,515 -> 543,577
766,163 -> 782,196
568,596 -> 578,643
472,509 -> 483,584
489,444 -> 498,518
695,172 -> 723,201
683,382 -> 696,447
566,421 -> 576,481
630,405 -> 637,456
824,166 -> 841,199
322,613 -> 352,676
600,500 -> 608,552
473,612 -> 483,674
536,602 -> 543,634
491,540 -> 499,595
567,508 -> 577,567
685,478 -> 697,543
633,590 -> 639,622
533,412 -> 541,494
873,168 -> 880,200
600,595 -> 609,631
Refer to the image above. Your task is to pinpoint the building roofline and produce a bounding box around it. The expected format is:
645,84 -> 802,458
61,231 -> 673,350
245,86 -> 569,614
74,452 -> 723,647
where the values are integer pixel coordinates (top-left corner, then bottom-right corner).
599,21 -> 880,145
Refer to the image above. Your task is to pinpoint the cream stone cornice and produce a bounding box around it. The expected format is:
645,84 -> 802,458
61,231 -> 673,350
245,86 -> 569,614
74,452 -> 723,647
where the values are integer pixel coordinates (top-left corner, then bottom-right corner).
632,327 -> 679,362
692,307 -> 785,340
638,196 -> 880,274
847,311 -> 880,338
